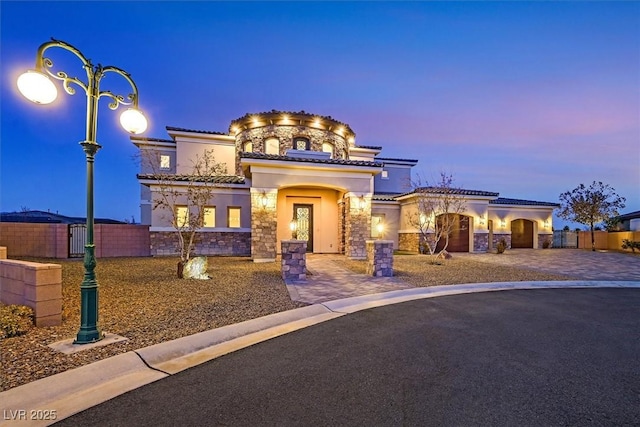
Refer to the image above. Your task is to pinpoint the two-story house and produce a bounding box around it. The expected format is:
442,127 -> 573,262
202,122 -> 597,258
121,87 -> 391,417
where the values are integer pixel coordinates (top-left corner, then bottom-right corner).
132,110 -> 558,261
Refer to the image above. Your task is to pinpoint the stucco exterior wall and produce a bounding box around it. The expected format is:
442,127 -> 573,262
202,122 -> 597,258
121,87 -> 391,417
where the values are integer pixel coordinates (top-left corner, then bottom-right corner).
371,201 -> 401,250
276,188 -> 341,253
175,139 -> 236,175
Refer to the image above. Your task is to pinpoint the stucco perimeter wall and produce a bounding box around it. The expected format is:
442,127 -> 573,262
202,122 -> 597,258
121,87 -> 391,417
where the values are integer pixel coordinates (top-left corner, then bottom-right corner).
0,223 -> 150,258
0,257 -> 62,326
577,231 -> 640,252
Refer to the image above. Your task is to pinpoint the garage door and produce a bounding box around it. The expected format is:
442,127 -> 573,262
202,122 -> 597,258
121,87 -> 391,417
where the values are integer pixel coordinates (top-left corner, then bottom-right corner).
511,219 -> 534,248
436,214 -> 470,252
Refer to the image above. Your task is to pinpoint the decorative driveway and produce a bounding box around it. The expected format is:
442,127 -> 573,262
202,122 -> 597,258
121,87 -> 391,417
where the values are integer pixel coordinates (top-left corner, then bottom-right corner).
457,249 -> 640,281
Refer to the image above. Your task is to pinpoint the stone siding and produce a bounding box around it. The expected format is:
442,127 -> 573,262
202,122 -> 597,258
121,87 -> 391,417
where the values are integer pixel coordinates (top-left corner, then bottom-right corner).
538,233 -> 553,249
344,196 -> 371,259
473,233 -> 489,252
281,240 -> 306,281
398,232 -> 419,252
366,240 -> 394,277
492,233 -> 512,251
251,207 -> 277,261
150,231 -> 250,256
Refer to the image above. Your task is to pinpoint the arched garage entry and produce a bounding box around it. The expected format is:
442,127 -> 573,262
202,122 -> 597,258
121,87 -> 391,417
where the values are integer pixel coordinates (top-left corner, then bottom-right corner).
436,214 -> 470,252
511,219 -> 534,248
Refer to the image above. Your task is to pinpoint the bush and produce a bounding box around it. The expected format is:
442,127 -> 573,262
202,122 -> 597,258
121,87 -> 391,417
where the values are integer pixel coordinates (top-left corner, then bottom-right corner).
496,238 -> 507,254
0,304 -> 34,339
622,239 -> 640,253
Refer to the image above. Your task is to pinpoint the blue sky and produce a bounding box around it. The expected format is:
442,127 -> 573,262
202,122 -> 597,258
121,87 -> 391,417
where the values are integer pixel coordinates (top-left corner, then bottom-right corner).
1,1 -> 638,227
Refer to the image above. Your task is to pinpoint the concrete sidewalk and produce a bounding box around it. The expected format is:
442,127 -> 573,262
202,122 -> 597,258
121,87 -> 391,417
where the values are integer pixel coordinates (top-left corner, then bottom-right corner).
2,280 -> 639,426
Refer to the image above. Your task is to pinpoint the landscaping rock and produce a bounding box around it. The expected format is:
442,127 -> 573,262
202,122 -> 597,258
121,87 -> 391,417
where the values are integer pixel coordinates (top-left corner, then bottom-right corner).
183,256 -> 210,280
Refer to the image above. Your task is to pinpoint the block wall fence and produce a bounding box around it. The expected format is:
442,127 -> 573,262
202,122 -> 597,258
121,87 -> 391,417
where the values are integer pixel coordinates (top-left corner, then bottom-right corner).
0,223 -> 151,258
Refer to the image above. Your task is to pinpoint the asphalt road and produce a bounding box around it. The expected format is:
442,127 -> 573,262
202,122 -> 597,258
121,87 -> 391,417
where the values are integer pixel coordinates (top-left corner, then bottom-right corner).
57,288 -> 640,426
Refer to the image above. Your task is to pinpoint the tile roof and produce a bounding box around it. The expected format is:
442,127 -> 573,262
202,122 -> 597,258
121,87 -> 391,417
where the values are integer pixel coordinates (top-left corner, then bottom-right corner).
401,187 -> 500,197
137,174 -> 246,184
376,157 -> 419,164
240,152 -> 383,167
354,145 -> 382,150
615,210 -> 640,221
134,137 -> 175,143
166,126 -> 228,136
232,110 -> 353,130
490,197 -> 560,207
372,193 -> 403,201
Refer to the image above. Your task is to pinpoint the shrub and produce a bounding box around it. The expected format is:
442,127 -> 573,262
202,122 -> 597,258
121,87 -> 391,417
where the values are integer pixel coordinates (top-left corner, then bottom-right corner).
622,239 -> 640,253
0,304 -> 34,339
496,238 -> 507,254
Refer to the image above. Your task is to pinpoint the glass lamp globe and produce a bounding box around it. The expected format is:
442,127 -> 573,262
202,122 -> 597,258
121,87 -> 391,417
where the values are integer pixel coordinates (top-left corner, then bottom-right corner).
17,70 -> 58,104
120,108 -> 148,134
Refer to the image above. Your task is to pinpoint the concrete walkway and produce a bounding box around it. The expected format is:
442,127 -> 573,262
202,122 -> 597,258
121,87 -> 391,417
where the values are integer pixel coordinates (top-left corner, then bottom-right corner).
285,254 -> 412,303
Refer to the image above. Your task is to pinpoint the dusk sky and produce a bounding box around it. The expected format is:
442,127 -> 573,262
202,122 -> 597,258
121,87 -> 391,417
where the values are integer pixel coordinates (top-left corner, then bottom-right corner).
1,1 -> 638,228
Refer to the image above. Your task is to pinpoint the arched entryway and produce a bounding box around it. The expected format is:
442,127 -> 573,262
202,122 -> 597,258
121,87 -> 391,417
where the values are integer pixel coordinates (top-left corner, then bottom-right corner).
511,219 -> 534,248
436,214 -> 470,252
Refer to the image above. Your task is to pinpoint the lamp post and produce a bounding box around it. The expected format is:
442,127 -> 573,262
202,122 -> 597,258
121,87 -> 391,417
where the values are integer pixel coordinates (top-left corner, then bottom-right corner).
17,39 -> 148,344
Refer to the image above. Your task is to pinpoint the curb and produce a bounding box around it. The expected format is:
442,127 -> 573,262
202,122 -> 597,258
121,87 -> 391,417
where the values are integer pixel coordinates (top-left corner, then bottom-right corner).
1,280 -> 639,426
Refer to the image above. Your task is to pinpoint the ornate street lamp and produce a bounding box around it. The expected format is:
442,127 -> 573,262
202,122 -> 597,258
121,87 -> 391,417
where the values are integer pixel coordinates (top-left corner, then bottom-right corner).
17,38 -> 148,344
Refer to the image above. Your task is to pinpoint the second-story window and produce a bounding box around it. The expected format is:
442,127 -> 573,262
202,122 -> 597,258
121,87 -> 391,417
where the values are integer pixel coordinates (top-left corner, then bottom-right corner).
322,142 -> 334,158
160,155 -> 170,169
294,137 -> 310,151
244,142 -> 253,153
265,138 -> 279,155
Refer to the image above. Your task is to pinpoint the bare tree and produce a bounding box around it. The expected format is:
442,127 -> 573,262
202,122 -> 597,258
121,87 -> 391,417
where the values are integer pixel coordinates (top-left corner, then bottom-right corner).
558,181 -> 626,251
139,148 -> 227,276
406,172 -> 467,263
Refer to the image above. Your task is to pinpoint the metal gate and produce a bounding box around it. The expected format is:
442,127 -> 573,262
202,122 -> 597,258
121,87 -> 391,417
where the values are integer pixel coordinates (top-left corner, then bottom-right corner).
69,224 -> 86,257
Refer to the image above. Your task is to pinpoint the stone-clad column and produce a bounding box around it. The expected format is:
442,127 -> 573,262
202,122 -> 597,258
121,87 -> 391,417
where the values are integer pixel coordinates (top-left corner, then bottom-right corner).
366,240 -> 394,277
251,188 -> 277,262
345,195 -> 371,259
281,240 -> 307,281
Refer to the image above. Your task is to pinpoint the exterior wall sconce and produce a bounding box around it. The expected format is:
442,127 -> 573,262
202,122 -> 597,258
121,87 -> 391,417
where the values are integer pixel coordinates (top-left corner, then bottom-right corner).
289,218 -> 298,239
478,215 -> 486,226
354,195 -> 366,212
544,220 -> 550,229
376,221 -> 385,239
260,192 -> 268,209
500,219 -> 506,228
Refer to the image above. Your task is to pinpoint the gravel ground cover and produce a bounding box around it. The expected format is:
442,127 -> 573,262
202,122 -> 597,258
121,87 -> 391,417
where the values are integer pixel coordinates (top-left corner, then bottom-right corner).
1,257 -> 304,392
333,254 -> 576,287
1,254 -> 576,392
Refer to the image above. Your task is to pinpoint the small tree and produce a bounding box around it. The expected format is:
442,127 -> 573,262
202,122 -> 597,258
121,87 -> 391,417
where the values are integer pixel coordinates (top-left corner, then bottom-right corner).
140,149 -> 227,276
558,181 -> 626,252
406,172 -> 466,263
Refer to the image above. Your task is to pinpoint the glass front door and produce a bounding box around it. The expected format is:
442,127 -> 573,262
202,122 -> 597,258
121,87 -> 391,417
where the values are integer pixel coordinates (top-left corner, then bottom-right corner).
293,204 -> 313,252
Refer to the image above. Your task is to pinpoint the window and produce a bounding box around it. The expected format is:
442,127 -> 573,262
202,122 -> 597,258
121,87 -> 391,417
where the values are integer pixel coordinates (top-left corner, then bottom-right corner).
294,137 -> 310,150
371,214 -> 385,238
203,207 -> 215,227
265,138 -> 279,155
381,170 -> 389,179
322,142 -> 334,158
176,205 -> 188,228
244,142 -> 253,153
160,155 -> 170,169
228,207 -> 241,228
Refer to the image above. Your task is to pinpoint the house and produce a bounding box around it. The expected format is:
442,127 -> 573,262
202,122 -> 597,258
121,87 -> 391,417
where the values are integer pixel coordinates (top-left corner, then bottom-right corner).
132,110 -> 558,261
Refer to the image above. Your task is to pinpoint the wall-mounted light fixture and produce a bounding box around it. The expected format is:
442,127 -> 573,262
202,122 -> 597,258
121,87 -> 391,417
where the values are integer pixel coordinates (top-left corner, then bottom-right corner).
500,219 -> 506,228
544,219 -> 550,229
479,215 -> 486,226
289,218 -> 297,239
260,192 -> 268,209
354,195 -> 366,212
376,221 -> 385,239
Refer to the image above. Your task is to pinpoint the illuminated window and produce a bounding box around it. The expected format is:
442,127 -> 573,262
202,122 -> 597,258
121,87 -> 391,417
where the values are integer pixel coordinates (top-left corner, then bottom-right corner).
294,137 -> 310,150
160,155 -> 170,169
244,142 -> 253,153
203,207 -> 215,227
322,142 -> 334,158
371,214 -> 385,238
381,170 -> 389,179
175,206 -> 188,228
265,138 -> 279,155
228,207 -> 241,228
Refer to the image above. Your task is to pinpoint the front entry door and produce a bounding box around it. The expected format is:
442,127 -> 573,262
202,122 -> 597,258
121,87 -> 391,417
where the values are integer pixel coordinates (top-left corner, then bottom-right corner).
293,204 -> 313,252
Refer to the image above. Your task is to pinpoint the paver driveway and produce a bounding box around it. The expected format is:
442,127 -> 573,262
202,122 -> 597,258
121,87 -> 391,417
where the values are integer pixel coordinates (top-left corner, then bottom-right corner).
458,248 -> 640,281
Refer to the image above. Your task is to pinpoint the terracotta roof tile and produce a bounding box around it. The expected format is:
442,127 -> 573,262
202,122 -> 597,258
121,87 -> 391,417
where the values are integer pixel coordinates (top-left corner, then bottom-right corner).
240,152 -> 383,167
